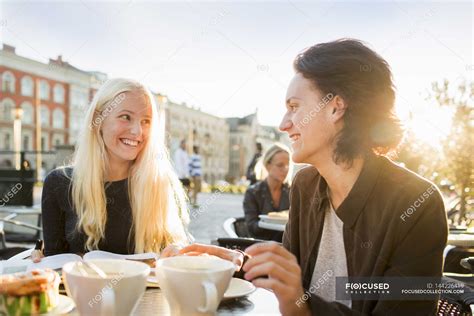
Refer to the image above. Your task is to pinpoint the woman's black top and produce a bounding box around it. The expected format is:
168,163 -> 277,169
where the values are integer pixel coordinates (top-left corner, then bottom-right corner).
41,167 -> 134,256
243,180 -> 290,242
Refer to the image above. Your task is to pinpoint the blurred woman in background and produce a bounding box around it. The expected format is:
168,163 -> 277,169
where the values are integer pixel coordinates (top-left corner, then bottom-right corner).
243,143 -> 291,242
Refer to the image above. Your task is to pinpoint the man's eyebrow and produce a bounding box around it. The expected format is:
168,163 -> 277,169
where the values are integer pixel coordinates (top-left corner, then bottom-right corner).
286,97 -> 302,105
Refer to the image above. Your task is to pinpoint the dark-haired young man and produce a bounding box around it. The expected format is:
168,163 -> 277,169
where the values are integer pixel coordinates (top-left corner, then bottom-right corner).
181,39 -> 447,315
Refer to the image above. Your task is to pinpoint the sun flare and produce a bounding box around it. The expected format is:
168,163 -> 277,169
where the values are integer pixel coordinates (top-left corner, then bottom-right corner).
396,101 -> 454,150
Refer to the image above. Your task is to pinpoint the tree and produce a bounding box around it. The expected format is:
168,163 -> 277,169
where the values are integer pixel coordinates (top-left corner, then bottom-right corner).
396,129 -> 442,179
431,80 -> 473,221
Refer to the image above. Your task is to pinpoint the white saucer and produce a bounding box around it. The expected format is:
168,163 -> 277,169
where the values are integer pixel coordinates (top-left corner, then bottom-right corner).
43,294 -> 75,315
223,278 -> 256,299
259,215 -> 288,225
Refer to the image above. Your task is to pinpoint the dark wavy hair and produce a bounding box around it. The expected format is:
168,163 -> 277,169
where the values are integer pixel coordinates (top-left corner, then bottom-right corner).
293,38 -> 404,166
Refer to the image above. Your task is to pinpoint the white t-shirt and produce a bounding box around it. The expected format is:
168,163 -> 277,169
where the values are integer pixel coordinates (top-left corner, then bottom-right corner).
173,148 -> 189,178
310,202 -> 351,308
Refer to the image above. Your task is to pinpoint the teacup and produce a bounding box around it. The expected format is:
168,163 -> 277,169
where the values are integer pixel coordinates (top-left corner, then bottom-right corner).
156,256 -> 236,315
62,259 -> 150,315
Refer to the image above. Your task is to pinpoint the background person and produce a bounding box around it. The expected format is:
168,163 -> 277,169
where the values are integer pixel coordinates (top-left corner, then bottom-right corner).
246,142 -> 263,185
174,139 -> 191,195
243,143 -> 291,242
189,145 -> 202,208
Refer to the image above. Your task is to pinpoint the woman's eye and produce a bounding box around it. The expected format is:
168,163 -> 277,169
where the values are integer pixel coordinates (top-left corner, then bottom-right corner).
119,114 -> 131,120
142,119 -> 151,125
289,105 -> 298,112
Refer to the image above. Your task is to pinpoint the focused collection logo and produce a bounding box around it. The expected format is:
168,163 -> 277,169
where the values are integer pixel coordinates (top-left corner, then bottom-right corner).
345,282 -> 390,294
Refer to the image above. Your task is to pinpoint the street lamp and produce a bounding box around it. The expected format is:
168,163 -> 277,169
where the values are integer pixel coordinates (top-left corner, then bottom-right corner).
12,107 -> 24,170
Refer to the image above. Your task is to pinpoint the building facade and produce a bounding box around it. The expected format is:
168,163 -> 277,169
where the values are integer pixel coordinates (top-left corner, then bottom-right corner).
258,124 -> 290,150
226,113 -> 259,181
226,113 -> 290,181
159,96 -> 230,184
1,43 -> 287,184
0,44 -> 104,170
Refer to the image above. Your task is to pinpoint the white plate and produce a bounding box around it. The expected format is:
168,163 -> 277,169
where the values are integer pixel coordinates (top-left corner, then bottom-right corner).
448,234 -> 474,247
42,294 -> 75,315
223,278 -> 256,299
259,215 -> 288,225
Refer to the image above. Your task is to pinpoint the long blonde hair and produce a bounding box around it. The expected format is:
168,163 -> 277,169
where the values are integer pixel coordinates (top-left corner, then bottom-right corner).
71,78 -> 189,253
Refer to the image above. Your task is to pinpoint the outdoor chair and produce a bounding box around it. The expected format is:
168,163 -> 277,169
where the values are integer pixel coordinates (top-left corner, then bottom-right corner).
223,216 -> 251,238
0,206 -> 42,251
0,247 -> 29,260
0,205 -> 41,261
439,256 -> 474,315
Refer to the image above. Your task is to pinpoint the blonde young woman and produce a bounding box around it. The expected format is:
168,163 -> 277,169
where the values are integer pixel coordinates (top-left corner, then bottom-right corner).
35,78 -> 189,260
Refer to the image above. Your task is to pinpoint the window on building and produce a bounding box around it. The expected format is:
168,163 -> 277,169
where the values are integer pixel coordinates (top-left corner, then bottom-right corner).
53,84 -> 65,104
4,133 -> 11,150
41,136 -> 46,151
52,108 -> 65,129
1,71 -> 15,93
0,99 -> 15,121
21,102 -> 34,124
39,80 -> 50,100
40,105 -> 50,126
23,135 -> 29,151
21,76 -> 34,96
71,90 -> 88,108
70,114 -> 79,131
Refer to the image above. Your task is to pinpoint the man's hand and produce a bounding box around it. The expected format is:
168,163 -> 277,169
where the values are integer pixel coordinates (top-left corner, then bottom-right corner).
160,245 -> 182,258
243,242 -> 311,316
178,243 -> 244,271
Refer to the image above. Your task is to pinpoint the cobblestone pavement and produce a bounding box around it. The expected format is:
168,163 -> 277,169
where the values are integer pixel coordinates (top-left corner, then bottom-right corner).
187,192 -> 244,244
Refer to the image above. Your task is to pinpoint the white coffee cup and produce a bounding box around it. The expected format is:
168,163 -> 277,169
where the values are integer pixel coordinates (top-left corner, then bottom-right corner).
156,256 -> 236,315
62,259 -> 150,315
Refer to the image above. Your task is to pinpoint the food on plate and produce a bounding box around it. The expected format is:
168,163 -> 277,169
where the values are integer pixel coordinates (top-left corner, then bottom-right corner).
267,210 -> 289,218
0,269 -> 60,315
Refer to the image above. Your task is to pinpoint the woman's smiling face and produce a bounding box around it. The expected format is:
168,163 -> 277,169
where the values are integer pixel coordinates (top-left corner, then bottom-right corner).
100,89 -> 152,164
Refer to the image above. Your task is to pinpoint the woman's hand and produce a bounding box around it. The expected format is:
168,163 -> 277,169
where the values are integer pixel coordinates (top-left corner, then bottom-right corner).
243,242 -> 310,316
31,249 -> 44,263
178,243 -> 245,271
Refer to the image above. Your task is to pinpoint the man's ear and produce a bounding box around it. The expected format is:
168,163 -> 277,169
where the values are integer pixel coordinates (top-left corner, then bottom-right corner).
330,95 -> 347,123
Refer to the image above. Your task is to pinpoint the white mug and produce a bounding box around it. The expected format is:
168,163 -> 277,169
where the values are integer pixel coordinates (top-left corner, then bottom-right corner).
156,256 -> 236,315
62,259 -> 150,315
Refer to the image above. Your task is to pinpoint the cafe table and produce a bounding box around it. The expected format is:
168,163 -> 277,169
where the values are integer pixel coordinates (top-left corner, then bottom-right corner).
447,233 -> 474,247
132,287 -> 281,315
65,285 -> 281,315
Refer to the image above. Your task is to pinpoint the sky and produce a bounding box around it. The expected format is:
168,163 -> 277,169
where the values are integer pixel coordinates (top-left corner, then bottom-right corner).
0,0 -> 472,147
